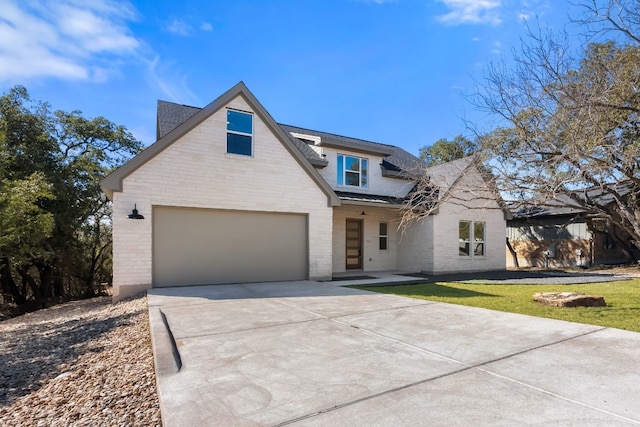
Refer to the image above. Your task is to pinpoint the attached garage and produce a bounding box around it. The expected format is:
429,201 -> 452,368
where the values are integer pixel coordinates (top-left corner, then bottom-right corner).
152,206 -> 308,287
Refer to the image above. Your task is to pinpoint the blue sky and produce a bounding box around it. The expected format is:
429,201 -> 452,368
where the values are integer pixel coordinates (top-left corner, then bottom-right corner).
0,0 -> 584,156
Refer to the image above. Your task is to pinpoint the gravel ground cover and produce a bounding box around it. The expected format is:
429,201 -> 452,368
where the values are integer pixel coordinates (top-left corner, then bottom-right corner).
0,295 -> 160,427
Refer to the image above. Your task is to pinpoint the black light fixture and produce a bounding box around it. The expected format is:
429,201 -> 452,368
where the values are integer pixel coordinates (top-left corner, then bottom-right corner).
128,204 -> 145,219
360,211 -> 366,216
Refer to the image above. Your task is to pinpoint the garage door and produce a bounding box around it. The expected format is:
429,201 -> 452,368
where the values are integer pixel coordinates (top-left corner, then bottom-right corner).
153,207 -> 308,287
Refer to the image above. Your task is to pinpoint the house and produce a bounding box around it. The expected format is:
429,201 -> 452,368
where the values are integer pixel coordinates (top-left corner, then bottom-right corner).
101,82 -> 508,301
506,203 -> 591,268
506,198 -> 636,268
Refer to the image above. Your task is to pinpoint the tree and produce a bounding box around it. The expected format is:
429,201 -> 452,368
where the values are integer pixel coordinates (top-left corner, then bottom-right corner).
419,135 -> 477,165
475,0 -> 640,261
0,86 -> 142,307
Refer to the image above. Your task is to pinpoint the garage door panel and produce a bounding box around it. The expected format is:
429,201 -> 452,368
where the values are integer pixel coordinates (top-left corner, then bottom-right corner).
153,207 -> 307,287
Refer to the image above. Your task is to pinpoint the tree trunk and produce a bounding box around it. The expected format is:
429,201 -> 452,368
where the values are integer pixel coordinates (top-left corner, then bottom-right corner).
36,263 -> 54,298
506,237 -> 519,268
17,266 -> 41,300
0,257 -> 27,305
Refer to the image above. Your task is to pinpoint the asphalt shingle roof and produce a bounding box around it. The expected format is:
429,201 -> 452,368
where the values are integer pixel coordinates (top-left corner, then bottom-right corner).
156,100 -> 421,173
157,100 -> 200,139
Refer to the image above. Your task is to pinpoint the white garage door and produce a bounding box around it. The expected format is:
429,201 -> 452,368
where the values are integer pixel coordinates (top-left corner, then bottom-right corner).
153,207 -> 308,287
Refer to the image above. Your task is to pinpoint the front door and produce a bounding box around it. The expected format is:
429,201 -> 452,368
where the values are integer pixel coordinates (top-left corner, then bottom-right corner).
345,219 -> 363,269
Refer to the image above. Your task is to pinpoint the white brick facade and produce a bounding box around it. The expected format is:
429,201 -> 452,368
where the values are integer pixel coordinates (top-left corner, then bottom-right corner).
111,96 -> 333,300
105,83 -> 507,300
429,168 -> 507,274
317,147 -> 415,197
332,206 -> 402,273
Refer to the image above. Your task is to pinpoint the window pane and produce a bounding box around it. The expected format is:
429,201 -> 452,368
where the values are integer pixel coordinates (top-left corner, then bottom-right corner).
474,243 -> 484,256
337,155 -> 344,185
227,110 -> 252,134
459,221 -> 470,241
379,222 -> 388,236
379,237 -> 388,250
345,156 -> 359,172
459,242 -> 470,256
345,171 -> 359,186
227,133 -> 252,156
474,222 -> 485,241
361,159 -> 368,188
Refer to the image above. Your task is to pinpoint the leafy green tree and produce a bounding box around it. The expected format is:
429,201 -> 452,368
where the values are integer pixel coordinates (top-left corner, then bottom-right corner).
419,135 -> 477,165
0,86 -> 142,307
476,0 -> 640,260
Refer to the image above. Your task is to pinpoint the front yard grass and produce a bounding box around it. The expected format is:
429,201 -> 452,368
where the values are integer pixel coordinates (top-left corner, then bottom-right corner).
353,279 -> 640,332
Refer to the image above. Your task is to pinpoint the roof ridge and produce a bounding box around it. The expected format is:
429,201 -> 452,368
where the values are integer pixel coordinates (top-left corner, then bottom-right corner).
278,123 -> 397,149
158,100 -> 201,109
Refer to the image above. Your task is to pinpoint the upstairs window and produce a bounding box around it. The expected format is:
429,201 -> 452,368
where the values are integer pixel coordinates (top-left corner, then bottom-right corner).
337,155 -> 368,188
227,109 -> 253,156
459,220 -> 485,257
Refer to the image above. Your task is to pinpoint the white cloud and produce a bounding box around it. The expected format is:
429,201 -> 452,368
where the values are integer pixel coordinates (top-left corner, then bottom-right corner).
0,0 -> 140,83
200,22 -> 213,31
144,56 -> 199,105
436,0 -> 502,25
516,0 -> 551,23
166,19 -> 193,36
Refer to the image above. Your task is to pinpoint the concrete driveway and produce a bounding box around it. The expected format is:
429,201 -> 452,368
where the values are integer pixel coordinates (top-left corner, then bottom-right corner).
147,280 -> 640,426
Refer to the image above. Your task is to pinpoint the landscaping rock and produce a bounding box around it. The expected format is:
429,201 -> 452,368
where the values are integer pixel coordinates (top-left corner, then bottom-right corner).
533,292 -> 606,307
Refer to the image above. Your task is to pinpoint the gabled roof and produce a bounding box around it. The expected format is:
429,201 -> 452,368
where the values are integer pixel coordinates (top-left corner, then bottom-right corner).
278,124 -> 394,156
425,156 -> 512,220
510,195 -> 585,219
157,101 -> 199,140
508,181 -> 633,220
156,102 -> 420,174
101,82 -> 340,206
424,156 -> 476,193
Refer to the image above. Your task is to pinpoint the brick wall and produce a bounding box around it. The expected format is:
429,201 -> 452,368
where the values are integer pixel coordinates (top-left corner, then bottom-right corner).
316,148 -> 415,197
429,168 -> 507,274
332,206 -> 401,273
112,96 -> 333,300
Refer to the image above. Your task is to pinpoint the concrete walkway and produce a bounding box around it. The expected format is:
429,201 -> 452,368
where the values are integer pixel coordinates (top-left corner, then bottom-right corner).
147,278 -> 640,426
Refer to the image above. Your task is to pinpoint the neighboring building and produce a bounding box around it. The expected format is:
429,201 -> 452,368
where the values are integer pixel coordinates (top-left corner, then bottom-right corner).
507,202 -> 635,268
101,82 -> 509,301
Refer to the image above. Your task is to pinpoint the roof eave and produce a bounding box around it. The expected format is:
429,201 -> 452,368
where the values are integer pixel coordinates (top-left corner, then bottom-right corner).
319,140 -> 394,157
340,200 -> 405,209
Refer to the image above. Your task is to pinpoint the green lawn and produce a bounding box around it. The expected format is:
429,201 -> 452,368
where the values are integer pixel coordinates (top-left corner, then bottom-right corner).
353,279 -> 640,332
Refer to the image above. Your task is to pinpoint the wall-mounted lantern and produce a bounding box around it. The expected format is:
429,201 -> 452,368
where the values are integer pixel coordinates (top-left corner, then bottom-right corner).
128,204 -> 145,219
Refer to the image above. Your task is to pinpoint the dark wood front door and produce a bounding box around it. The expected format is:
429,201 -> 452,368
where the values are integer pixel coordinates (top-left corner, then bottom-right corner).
345,219 -> 363,269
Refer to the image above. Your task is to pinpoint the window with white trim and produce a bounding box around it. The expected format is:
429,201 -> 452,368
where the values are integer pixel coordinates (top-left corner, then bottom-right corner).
379,222 -> 388,250
337,154 -> 368,188
227,109 -> 253,156
459,220 -> 485,257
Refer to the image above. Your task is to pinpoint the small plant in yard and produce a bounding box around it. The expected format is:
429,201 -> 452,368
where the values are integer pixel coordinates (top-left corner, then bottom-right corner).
353,279 -> 640,332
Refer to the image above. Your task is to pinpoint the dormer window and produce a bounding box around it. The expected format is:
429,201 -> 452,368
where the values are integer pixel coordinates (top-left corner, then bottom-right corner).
227,109 -> 253,156
337,154 -> 368,188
